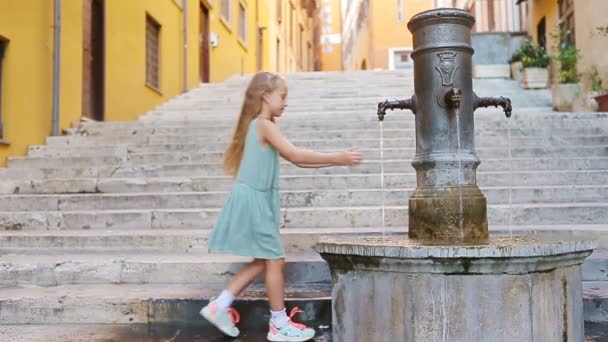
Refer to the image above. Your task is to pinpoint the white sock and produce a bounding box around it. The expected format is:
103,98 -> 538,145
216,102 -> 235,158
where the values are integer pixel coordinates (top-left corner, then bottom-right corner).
270,308 -> 289,328
214,289 -> 235,311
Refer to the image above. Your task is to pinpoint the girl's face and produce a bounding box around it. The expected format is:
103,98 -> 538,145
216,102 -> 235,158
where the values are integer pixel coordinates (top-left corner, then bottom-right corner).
264,85 -> 288,118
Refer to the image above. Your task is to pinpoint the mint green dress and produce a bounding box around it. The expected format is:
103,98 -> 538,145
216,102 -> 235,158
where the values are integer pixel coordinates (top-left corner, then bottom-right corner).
208,118 -> 284,259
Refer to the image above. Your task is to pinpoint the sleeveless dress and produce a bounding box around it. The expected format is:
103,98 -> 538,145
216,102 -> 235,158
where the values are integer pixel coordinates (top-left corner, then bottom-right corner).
208,117 -> 284,259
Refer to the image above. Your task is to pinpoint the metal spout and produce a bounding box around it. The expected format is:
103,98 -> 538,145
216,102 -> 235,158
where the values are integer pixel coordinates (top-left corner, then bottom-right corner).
444,87 -> 463,109
474,93 -> 512,118
377,96 -> 417,121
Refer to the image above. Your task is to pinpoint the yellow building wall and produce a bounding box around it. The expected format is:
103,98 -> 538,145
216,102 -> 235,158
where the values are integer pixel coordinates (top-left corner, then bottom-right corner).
320,0 -> 343,71
208,0 -> 259,82
105,0 -> 186,121
529,0 -> 559,54
261,0 -> 317,73
0,0 -> 83,167
370,0 -> 434,69
0,0 -> 317,166
574,0 -> 608,92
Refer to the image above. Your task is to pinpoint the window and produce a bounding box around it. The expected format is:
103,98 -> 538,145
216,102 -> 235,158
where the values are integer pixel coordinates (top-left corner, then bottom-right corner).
290,3 -> 295,47
238,2 -> 247,42
0,37 -> 6,139
397,0 -> 405,21
276,0 -> 282,23
558,0 -> 575,46
299,25 -> 304,68
146,15 -> 161,90
221,0 -> 232,23
307,42 -> 312,71
276,38 -> 281,72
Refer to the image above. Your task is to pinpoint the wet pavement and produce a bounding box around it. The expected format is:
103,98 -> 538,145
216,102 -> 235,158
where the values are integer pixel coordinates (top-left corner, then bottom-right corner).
2,323 -> 607,341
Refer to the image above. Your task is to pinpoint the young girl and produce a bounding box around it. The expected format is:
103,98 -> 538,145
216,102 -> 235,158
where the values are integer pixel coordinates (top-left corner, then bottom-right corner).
200,71 -> 362,341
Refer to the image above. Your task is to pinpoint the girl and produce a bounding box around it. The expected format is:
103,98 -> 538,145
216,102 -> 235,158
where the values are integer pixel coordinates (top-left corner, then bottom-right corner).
200,71 -> 362,341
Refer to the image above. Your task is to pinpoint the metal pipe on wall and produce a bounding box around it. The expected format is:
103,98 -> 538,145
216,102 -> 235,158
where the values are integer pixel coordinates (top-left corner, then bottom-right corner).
52,0 -> 61,136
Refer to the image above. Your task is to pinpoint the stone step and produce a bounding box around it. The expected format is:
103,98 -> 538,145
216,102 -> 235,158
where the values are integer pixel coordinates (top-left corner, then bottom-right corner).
9,146 -> 608,169
0,252 -> 328,287
0,227 -> 402,253
54,123 -> 608,145
73,110 -> 607,132
3,169 -> 607,194
0,283 -> 331,328
3,244 -> 608,287
1,203 -> 607,231
584,282 -> 608,323
1,186 -> 608,211
1,286 -> 607,337
57,126 -> 608,143
0,226 -> 605,253
2,158 -> 607,183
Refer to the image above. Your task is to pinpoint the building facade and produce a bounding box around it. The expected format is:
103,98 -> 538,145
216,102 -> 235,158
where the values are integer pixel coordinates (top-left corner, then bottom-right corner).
341,0 -> 435,71
0,0 -> 319,166
522,0 -> 608,97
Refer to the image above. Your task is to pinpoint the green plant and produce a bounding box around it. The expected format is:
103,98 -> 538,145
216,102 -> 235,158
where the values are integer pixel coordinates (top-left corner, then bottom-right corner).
598,25 -> 608,36
588,65 -> 604,93
518,40 -> 550,68
550,28 -> 581,83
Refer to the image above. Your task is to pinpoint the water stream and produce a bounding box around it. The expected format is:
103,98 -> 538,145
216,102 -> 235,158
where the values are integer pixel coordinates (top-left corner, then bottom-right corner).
455,109 -> 465,240
508,115 -> 513,236
379,121 -> 386,240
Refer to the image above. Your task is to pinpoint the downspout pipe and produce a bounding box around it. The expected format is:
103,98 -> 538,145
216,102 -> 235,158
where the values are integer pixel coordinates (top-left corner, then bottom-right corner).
183,0 -> 188,93
52,0 -> 61,136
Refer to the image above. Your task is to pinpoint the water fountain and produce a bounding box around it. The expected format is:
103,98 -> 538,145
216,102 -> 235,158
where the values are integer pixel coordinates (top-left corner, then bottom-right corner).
316,8 -> 596,341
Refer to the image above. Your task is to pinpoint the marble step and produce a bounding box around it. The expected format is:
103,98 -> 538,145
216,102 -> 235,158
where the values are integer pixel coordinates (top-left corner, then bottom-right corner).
15,145 -> 608,169
1,203 -> 607,231
1,186 -> 608,211
1,158 -> 607,182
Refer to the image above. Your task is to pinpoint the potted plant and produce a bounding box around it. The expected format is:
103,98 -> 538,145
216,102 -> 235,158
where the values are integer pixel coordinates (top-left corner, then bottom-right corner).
586,66 -> 606,111
593,26 -> 608,111
520,40 -> 550,89
550,28 -> 581,111
510,46 -> 525,81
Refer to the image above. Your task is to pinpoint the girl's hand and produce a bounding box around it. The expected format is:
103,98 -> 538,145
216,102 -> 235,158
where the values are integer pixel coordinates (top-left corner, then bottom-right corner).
340,149 -> 362,166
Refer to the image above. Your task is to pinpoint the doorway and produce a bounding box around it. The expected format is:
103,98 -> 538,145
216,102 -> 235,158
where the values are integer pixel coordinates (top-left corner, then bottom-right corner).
199,4 -> 210,83
82,0 -> 105,121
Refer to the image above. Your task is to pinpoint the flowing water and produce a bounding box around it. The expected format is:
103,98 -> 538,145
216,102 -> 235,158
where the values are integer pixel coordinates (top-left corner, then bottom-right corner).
379,121 -> 386,240
455,110 -> 465,240
508,116 -> 513,236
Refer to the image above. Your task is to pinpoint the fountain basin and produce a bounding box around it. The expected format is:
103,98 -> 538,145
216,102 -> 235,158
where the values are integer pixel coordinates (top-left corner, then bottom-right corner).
316,234 -> 597,342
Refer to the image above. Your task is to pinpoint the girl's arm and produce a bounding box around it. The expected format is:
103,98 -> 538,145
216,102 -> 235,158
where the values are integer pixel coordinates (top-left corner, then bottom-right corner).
258,119 -> 361,167
293,162 -> 334,168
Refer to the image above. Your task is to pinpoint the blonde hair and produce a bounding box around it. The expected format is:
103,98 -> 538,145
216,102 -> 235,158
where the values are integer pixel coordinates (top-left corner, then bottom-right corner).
224,71 -> 286,176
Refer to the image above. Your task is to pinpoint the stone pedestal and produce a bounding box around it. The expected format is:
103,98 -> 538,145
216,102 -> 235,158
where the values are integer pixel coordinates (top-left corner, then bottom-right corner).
316,235 -> 596,342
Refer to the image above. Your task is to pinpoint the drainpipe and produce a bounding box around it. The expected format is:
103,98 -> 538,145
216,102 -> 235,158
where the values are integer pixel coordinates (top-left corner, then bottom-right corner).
183,0 -> 188,93
52,0 -> 61,136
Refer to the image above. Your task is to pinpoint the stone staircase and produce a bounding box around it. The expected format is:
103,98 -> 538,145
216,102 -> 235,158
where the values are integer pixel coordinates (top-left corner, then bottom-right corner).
1,70 -> 608,339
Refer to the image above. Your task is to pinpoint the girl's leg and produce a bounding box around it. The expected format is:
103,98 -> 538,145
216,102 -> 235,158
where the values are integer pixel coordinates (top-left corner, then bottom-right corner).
200,258 -> 266,338
227,258 -> 266,295
264,258 -> 286,311
264,258 -> 316,341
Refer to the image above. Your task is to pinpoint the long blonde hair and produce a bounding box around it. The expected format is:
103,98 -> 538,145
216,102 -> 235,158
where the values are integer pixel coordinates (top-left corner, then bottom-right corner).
224,71 -> 286,176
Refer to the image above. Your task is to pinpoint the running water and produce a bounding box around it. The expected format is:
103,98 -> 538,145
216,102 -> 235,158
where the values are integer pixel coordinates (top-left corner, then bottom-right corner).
455,110 -> 465,240
507,115 -> 513,236
379,121 -> 386,240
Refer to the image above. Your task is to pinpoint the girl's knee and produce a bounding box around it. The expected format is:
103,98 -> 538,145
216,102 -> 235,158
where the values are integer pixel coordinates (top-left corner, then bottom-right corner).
265,258 -> 286,268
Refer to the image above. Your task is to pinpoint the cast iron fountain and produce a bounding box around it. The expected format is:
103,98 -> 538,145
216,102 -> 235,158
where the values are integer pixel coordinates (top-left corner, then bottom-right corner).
316,8 -> 596,341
